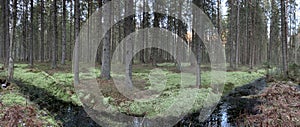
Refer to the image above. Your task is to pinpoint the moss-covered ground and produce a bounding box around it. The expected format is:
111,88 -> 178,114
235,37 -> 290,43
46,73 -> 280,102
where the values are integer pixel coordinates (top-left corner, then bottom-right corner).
0,80 -> 58,126
0,62 -> 265,125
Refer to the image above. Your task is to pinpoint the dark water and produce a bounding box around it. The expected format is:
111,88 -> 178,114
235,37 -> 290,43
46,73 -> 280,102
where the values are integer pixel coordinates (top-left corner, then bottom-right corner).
14,78 -> 267,127
178,78 -> 267,127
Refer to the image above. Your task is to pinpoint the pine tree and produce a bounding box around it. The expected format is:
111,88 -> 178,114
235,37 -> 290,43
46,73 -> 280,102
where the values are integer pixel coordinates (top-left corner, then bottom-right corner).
74,0 -> 80,85
100,0 -> 112,80
280,0 -> 288,78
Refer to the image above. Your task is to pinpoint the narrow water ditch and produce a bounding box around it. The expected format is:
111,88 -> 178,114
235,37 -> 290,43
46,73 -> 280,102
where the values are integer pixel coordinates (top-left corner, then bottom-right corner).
178,78 -> 267,126
14,79 -> 101,127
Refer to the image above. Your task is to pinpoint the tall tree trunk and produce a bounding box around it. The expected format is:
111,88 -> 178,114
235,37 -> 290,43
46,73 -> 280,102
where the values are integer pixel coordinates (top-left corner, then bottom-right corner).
5,0 -> 9,67
69,0 -> 73,61
268,0 -> 279,67
100,0 -> 112,80
229,0 -> 235,68
22,1 -> 28,62
217,0 -> 221,34
245,0 -> 249,65
39,0 -> 45,62
2,0 -> 10,67
29,0 -> 34,67
280,0 -> 288,78
150,1 -> 162,67
249,0 -> 254,69
235,0 -> 240,69
193,0 -> 201,88
0,1 -> 4,62
8,0 -> 17,81
140,0 -> 146,64
176,0 -> 183,71
74,0 -> 80,85
125,0 -> 134,87
52,0 -> 58,69
61,0 -> 67,65
196,37 -> 202,88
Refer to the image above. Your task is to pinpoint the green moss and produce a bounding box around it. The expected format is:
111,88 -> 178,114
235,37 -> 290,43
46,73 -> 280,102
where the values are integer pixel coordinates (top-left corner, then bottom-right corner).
226,71 -> 264,87
157,62 -> 191,67
115,88 -> 220,118
0,93 -> 28,106
0,63 -> 265,120
112,64 -> 264,117
157,63 -> 175,67
8,64 -> 81,105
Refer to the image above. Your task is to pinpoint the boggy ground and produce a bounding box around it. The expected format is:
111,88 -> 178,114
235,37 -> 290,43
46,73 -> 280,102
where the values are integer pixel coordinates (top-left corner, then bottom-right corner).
0,63 -> 266,126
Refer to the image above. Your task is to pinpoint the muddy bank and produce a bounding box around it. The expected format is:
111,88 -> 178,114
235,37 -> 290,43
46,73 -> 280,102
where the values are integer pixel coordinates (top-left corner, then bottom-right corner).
178,78 -> 267,126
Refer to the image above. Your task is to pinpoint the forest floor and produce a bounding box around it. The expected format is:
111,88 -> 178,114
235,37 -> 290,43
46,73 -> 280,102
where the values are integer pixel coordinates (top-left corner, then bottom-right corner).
1,62 -> 298,126
241,80 -> 300,126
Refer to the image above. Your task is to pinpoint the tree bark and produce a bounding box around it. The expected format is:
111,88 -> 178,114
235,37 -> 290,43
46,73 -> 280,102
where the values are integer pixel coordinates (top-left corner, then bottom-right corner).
235,0 -> 240,69
229,0 -> 235,69
74,0 -> 80,85
61,0 -> 67,65
124,0 -> 134,87
175,0 -> 183,70
29,0 -> 34,67
69,0 -> 73,61
51,0 -> 58,69
280,0 -> 288,78
217,0 -> 221,34
0,1 -> 4,62
100,0 -> 112,80
22,1 -> 28,62
268,0 -> 279,67
140,0 -> 146,64
2,0 -> 10,66
39,0 -> 45,62
8,0 -> 17,81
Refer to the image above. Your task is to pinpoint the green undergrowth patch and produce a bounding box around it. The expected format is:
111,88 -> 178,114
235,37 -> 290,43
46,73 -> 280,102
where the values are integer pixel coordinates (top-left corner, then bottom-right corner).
223,71 -> 265,94
92,66 -> 264,117
6,64 -> 81,105
115,88 -> 220,118
157,62 -> 193,67
132,67 -> 265,93
225,70 -> 265,87
0,63 -> 265,119
1,92 -> 28,106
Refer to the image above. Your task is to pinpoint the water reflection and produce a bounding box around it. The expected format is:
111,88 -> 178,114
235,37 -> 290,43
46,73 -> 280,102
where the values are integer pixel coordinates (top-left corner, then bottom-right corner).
220,103 -> 230,127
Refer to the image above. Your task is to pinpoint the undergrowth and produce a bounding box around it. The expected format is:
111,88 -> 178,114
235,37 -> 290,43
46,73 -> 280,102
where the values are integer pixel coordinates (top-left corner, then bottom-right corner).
0,63 -> 265,121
